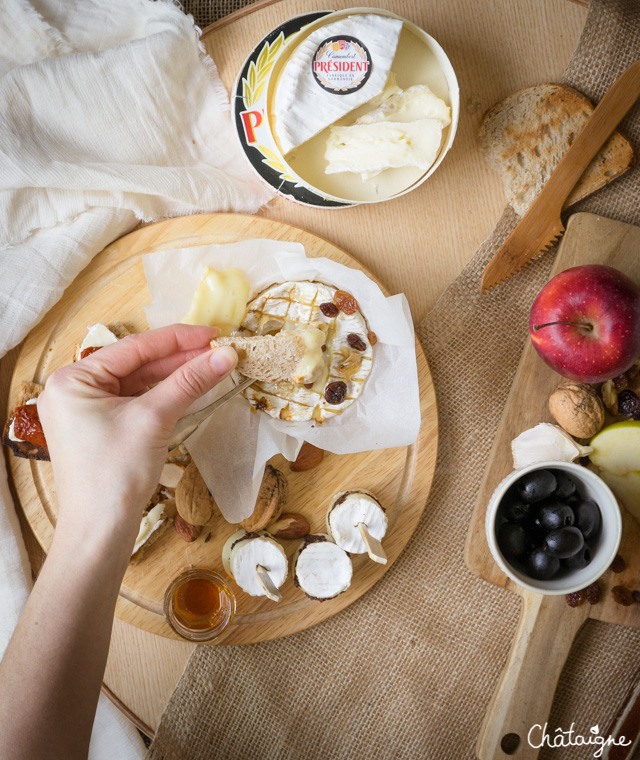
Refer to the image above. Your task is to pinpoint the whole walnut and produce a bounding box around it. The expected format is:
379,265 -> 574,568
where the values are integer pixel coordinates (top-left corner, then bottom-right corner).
548,382 -> 604,439
175,462 -> 217,527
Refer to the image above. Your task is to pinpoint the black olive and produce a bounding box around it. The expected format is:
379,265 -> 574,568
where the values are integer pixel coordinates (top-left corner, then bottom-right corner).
524,512 -> 547,546
517,470 -> 557,504
552,470 -> 577,500
526,548 -> 560,580
497,522 -> 529,560
574,499 -> 602,541
543,527 -> 585,559
561,544 -> 593,570
501,496 -> 530,522
537,499 -> 575,531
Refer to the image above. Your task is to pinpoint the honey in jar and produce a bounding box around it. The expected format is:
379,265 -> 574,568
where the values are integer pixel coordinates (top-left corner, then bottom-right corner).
164,569 -> 235,642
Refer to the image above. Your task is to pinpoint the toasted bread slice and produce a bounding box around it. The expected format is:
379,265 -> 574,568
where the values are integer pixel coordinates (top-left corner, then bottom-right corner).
479,83 -> 634,216
15,381 -> 44,407
212,329 -> 325,385
107,321 -> 131,339
3,382 -> 48,461
73,321 -> 131,362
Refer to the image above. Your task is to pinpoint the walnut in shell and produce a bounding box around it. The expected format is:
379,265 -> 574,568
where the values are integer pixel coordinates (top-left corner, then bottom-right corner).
241,464 -> 288,532
175,462 -> 217,527
548,382 -> 604,439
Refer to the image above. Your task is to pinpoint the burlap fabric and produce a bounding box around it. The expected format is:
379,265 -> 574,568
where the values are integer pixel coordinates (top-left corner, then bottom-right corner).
182,0 -> 253,27
149,2 -> 640,758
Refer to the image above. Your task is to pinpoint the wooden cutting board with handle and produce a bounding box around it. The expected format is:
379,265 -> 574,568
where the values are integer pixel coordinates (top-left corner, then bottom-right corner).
465,212 -> 640,759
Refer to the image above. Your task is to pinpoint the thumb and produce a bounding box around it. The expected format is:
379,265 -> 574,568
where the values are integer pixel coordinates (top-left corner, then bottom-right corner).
139,346 -> 237,427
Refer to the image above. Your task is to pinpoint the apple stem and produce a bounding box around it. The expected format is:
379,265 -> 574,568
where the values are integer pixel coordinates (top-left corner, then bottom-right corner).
533,320 -> 594,332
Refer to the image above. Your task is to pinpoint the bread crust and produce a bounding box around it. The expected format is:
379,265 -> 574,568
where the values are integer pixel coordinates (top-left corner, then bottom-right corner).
2,417 -> 50,461
16,381 -> 44,406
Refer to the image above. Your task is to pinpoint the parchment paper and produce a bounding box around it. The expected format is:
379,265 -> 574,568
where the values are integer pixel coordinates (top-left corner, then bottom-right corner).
142,239 -> 420,522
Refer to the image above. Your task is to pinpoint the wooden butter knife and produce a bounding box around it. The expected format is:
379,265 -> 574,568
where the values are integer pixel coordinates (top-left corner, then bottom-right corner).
481,59 -> 640,294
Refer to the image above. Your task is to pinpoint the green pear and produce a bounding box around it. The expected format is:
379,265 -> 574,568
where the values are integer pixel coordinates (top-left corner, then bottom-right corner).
600,471 -> 640,524
590,421 -> 640,476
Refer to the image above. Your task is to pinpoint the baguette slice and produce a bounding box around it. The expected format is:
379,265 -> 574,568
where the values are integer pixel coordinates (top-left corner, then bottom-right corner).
212,329 -> 325,385
2,382 -> 48,461
479,83 -> 634,216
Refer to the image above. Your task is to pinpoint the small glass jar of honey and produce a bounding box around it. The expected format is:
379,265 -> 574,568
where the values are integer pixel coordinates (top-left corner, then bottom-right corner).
163,569 -> 235,642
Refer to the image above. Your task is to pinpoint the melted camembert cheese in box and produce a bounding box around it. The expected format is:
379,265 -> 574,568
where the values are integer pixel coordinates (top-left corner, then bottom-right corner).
182,267 -> 250,336
271,10 -> 455,203
325,75 -> 451,180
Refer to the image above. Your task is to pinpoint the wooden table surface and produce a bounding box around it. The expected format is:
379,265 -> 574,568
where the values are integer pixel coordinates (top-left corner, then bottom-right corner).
2,0 -> 589,738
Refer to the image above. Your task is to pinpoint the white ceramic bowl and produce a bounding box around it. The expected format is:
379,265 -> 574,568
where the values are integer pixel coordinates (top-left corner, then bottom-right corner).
486,461 -> 622,595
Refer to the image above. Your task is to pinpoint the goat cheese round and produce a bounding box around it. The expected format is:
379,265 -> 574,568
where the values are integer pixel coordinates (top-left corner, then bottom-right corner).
326,490 -> 387,554
293,535 -> 353,600
222,529 -> 288,598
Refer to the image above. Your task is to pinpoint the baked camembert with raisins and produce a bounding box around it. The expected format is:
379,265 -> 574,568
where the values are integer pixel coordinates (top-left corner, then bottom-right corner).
214,281 -> 374,423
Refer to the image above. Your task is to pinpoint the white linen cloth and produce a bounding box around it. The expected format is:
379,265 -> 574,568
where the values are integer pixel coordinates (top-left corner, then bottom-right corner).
0,0 -> 273,756
0,0 -> 273,356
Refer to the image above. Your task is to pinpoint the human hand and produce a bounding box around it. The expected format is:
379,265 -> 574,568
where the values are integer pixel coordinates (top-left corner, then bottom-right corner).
37,325 -> 237,550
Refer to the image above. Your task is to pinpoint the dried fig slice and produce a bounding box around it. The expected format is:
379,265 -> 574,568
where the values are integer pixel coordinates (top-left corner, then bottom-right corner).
241,465 -> 288,531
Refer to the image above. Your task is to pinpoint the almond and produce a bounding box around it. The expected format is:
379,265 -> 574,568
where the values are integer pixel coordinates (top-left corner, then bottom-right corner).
290,442 -> 324,472
267,513 -> 310,540
174,514 -> 202,542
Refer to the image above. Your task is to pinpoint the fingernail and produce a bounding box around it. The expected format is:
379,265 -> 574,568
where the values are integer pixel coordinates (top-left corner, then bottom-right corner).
209,346 -> 237,375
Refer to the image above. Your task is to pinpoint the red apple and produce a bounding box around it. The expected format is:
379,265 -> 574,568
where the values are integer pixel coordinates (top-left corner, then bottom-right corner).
529,265 -> 640,383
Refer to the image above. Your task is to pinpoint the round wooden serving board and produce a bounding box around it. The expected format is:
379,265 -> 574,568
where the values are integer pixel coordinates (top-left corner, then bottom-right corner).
7,213 -> 438,645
